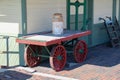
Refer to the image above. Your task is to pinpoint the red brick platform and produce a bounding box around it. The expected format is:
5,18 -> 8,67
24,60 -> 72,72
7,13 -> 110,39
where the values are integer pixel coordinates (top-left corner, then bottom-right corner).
0,45 -> 120,80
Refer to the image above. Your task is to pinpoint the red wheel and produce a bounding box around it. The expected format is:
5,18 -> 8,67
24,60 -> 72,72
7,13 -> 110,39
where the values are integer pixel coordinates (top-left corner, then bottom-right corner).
74,40 -> 87,63
50,45 -> 66,71
24,45 -> 42,67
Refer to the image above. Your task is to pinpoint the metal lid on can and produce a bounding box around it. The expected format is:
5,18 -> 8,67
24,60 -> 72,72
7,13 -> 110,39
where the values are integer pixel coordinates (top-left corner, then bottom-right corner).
52,13 -> 63,22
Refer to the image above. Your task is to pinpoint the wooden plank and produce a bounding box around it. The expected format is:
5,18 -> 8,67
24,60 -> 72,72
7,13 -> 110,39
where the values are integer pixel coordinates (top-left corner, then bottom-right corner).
16,30 -> 91,46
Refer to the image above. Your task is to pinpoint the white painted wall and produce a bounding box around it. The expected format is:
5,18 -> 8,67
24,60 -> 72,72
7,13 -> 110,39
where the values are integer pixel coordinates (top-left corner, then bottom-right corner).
0,0 -> 21,34
27,0 -> 66,34
0,0 -> 21,66
27,0 -> 115,33
94,0 -> 113,24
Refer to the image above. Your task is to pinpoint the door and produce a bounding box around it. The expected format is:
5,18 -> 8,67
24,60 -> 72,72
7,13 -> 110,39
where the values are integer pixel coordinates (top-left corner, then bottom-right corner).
67,0 -> 93,31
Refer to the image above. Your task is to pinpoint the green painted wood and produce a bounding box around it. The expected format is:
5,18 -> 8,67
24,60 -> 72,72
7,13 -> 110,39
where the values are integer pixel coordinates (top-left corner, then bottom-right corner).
19,44 -> 25,66
82,0 -> 87,31
70,14 -> 83,30
87,0 -> 93,47
21,0 -> 27,35
67,0 -> 87,30
67,0 -> 70,30
68,0 -> 93,47
92,23 -> 109,46
112,0 -> 116,22
119,0 -> 120,23
75,5 -> 79,30
18,0 -> 27,66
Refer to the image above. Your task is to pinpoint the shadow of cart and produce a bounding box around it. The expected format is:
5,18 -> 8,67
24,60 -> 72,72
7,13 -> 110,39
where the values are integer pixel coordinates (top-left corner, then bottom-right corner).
36,44 -> 120,71
65,44 -> 120,70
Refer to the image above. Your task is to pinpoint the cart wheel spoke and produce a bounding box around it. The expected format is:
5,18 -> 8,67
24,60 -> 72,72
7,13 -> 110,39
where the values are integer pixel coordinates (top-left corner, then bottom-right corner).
74,40 -> 87,63
50,45 -> 66,71
24,45 -> 42,67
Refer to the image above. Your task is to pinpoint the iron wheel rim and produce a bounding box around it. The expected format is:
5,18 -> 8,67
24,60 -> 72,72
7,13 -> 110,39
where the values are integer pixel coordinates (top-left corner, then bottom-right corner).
74,40 -> 87,63
50,45 -> 67,71
24,45 -> 42,67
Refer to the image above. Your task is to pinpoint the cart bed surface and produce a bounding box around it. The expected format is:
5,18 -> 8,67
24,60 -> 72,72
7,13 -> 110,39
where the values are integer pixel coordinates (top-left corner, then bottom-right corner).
16,30 -> 91,46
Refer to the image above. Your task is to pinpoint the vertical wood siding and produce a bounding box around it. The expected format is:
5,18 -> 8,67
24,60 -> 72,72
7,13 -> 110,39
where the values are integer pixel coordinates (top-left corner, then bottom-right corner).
91,0 -> 113,46
27,0 -> 66,34
94,0 -> 113,24
0,0 -> 21,66
0,0 -> 21,34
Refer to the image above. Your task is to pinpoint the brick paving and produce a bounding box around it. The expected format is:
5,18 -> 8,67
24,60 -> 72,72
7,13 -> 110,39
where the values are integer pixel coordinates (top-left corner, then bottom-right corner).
0,44 -> 120,80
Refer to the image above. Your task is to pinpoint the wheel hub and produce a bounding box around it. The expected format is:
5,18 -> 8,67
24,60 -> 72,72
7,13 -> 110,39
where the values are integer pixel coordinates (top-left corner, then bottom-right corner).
79,49 -> 84,54
57,55 -> 62,60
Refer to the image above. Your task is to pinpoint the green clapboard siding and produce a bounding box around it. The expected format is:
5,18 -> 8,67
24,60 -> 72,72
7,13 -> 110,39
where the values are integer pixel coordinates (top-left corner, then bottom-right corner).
92,23 -> 109,46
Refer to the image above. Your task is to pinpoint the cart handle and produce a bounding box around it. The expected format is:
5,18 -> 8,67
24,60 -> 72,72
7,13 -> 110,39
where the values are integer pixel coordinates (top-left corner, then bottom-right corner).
106,16 -> 112,21
99,17 -> 106,22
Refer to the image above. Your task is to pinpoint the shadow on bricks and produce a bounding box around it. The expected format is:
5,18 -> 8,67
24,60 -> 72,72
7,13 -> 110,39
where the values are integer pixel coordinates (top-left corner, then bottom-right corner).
0,70 -> 32,80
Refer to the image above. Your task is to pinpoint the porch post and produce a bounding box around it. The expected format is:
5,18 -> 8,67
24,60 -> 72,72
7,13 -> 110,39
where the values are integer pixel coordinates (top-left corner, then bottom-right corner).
67,0 -> 70,30
87,0 -> 93,47
21,0 -> 27,35
119,0 -> 120,23
112,0 -> 116,22
19,0 -> 27,66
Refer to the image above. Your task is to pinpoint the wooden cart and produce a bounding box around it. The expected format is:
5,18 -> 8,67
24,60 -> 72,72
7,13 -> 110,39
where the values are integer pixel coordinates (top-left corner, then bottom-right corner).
16,30 -> 91,71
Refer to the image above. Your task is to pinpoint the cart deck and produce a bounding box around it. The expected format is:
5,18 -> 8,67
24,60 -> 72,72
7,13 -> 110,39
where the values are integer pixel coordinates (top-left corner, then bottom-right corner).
16,30 -> 91,46
16,30 -> 91,71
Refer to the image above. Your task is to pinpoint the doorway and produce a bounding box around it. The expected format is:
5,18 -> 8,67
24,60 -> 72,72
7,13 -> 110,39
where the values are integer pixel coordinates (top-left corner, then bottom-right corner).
66,0 -> 93,31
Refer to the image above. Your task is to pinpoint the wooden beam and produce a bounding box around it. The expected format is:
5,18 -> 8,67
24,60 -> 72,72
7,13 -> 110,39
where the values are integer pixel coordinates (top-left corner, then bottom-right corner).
21,0 -> 27,35
19,0 -> 27,66
119,0 -> 120,23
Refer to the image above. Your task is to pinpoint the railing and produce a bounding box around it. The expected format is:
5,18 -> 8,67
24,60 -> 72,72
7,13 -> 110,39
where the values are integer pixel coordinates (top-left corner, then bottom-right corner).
0,35 -> 18,67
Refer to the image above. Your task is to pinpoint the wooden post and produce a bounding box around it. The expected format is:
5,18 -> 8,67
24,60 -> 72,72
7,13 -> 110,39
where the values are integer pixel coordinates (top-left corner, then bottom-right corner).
112,0 -> 116,22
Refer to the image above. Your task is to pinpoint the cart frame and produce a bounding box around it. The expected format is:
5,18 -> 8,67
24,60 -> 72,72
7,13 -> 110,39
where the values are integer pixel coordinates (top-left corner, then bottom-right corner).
16,30 -> 91,71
